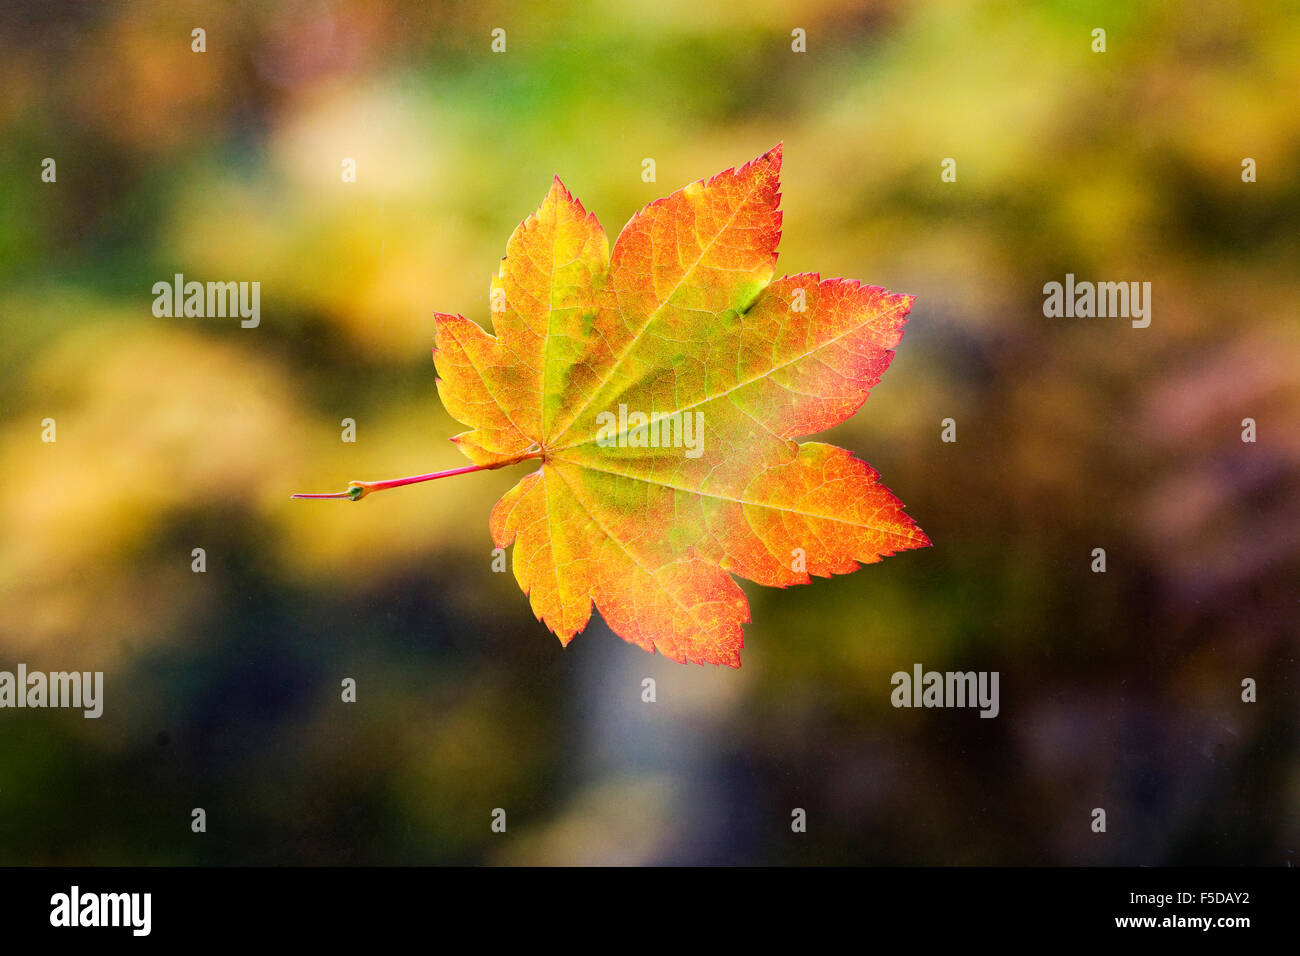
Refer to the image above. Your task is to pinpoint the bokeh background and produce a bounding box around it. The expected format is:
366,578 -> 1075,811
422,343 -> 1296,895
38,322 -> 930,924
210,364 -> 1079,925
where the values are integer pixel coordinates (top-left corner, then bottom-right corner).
1,0 -> 1296,865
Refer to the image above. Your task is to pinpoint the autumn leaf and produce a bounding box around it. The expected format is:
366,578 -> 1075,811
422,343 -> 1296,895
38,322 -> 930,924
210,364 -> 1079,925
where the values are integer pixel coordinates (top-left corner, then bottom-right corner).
296,144 -> 929,667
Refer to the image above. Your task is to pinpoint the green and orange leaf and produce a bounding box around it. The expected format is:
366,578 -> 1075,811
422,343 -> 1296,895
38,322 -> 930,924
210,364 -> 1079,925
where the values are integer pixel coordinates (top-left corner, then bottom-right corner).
432,144 -> 929,667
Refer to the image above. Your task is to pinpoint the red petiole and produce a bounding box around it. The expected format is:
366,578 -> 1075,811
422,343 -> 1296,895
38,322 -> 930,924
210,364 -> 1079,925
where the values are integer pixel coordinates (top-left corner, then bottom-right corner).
292,449 -> 542,501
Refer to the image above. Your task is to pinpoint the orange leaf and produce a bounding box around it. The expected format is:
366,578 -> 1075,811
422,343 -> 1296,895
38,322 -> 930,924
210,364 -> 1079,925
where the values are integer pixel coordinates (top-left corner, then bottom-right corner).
432,145 -> 929,667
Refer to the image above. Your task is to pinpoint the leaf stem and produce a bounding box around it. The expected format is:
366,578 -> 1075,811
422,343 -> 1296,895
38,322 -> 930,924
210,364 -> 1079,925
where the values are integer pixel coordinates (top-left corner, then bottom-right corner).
292,449 -> 542,501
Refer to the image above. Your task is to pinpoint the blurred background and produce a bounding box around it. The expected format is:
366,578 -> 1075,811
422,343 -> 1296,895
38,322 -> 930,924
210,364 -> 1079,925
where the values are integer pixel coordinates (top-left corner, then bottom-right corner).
0,0 -> 1296,865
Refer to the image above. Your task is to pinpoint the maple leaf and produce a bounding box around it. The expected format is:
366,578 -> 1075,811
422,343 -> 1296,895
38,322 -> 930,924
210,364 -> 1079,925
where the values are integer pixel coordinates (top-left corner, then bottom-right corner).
296,145 -> 929,667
